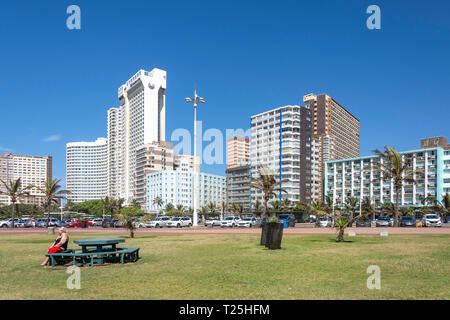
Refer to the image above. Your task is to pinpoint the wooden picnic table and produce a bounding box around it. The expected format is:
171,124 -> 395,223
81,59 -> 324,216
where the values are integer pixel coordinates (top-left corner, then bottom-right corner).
46,238 -> 139,267
73,238 -> 125,254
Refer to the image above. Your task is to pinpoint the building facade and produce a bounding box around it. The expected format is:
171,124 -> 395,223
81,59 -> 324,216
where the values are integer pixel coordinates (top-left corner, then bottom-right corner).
0,153 -> 52,206
107,68 -> 167,204
227,137 -> 250,169
325,146 -> 450,207
146,155 -> 225,213
66,138 -> 108,203
226,165 -> 251,212
304,93 -> 360,201
135,141 -> 174,205
250,105 -> 313,205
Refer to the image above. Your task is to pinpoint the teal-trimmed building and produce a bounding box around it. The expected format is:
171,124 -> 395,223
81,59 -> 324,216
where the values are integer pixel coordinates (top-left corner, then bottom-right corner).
324,146 -> 450,208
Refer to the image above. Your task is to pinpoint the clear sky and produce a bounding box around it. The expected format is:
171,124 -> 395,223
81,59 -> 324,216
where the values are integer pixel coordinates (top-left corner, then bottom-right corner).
0,0 -> 449,186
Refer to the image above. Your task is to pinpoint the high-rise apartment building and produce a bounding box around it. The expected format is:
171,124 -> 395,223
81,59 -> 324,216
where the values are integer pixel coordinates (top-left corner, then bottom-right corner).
250,105 -> 313,205
66,138 -> 108,203
325,146 -> 450,207
227,137 -> 250,169
226,164 -> 251,211
303,93 -> 360,201
135,141 -> 174,205
0,153 -> 52,206
107,68 -> 167,204
146,155 -> 225,212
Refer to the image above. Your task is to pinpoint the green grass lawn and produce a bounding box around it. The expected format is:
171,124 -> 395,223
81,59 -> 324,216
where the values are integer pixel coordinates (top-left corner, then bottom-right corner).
0,233 -> 449,299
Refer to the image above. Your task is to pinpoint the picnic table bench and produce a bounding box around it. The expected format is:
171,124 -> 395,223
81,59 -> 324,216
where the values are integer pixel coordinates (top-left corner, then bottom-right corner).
45,238 -> 140,267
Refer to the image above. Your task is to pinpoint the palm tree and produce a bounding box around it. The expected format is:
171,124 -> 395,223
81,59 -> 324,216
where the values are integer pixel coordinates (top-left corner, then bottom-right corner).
153,196 -> 164,210
110,198 -> 125,215
114,208 -> 152,238
310,201 -> 325,227
252,199 -> 263,217
435,193 -> 450,222
131,199 -> 141,210
247,165 -> 289,218
270,200 -> 282,212
344,196 -> 360,218
373,146 -> 423,226
164,202 -> 174,213
220,202 -> 227,220
207,202 -> 217,216
361,196 -> 376,221
0,178 -> 33,228
281,198 -> 292,212
101,196 -> 112,217
322,209 -> 370,242
176,204 -> 185,215
381,201 -> 396,217
36,179 -> 70,227
198,206 -> 209,222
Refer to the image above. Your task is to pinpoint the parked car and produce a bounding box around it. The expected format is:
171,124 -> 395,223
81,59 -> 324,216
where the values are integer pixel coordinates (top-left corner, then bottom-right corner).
220,216 -> 241,227
355,217 -> 371,227
319,216 -> 333,227
137,219 -> 153,228
102,219 -> 116,228
114,220 -> 125,228
35,218 -> 61,228
89,218 -> 103,227
22,218 -> 33,228
148,216 -> 171,228
422,214 -> 442,227
166,217 -> 192,228
400,216 -> 416,227
376,216 -> 393,227
278,214 -> 296,227
0,218 -> 25,228
237,217 -> 259,227
66,219 -> 93,228
205,217 -> 221,227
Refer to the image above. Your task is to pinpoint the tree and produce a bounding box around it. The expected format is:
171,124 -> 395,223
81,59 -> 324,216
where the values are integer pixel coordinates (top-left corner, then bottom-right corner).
281,198 -> 292,212
323,209 -> 370,242
252,199 -> 263,217
101,196 -> 112,217
207,202 -> 217,215
247,165 -> 289,218
36,179 -> 70,227
220,202 -> 227,220
344,196 -> 360,218
131,199 -> 142,210
373,146 -> 423,226
310,201 -> 325,227
0,178 -> 33,228
270,200 -> 282,212
114,207 -> 150,238
153,196 -> 164,210
381,201 -> 396,217
361,196 -> 376,221
198,206 -> 209,222
164,202 -> 174,213
176,204 -> 185,215
436,193 -> 450,222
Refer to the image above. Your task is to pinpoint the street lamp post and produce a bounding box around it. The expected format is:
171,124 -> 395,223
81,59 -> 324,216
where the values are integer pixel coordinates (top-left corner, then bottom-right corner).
185,89 -> 206,227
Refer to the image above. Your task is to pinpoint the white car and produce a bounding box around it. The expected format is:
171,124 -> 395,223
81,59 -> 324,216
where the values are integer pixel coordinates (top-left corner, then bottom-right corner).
148,217 -> 171,228
89,218 -> 103,227
237,217 -> 258,228
166,217 -> 192,228
0,218 -> 24,228
220,216 -> 241,228
422,214 -> 442,227
205,217 -> 221,227
319,216 -> 332,227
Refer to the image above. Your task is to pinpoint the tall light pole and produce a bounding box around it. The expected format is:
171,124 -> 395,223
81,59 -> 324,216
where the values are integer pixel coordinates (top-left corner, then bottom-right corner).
185,89 -> 206,226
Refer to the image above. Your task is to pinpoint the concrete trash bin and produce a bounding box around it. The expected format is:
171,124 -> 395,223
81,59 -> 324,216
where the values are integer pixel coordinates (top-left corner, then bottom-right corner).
48,227 -> 55,235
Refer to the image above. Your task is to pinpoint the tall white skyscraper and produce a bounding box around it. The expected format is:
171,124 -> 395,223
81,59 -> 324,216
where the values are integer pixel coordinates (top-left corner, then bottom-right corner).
66,138 -> 108,203
107,68 -> 167,204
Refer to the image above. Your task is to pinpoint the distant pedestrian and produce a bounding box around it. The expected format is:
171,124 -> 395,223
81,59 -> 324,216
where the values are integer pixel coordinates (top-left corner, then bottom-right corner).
31,218 -> 36,228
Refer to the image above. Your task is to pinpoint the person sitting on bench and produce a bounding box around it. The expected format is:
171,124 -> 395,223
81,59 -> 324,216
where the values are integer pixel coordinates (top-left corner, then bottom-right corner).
40,227 -> 69,266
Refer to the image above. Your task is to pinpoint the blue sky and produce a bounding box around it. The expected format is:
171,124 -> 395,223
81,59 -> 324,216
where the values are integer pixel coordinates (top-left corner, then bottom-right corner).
0,0 -> 449,186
